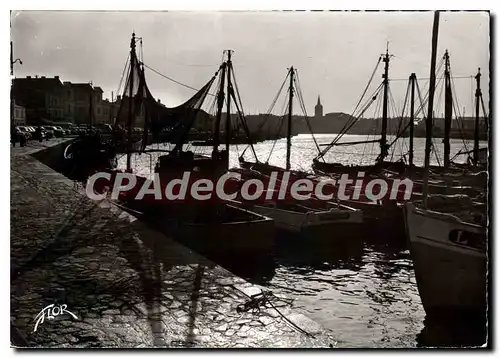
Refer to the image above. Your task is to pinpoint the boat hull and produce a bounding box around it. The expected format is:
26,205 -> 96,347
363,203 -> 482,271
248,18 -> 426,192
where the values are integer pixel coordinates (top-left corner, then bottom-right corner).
231,200 -> 363,240
171,205 -> 275,256
144,203 -> 275,260
404,203 -> 487,317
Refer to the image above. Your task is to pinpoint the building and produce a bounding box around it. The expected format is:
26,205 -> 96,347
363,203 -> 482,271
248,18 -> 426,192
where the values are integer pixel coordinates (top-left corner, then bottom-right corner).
13,103 -> 26,126
12,75 -> 116,125
94,87 -> 114,124
12,75 -> 66,124
315,96 -> 323,118
66,82 -> 95,124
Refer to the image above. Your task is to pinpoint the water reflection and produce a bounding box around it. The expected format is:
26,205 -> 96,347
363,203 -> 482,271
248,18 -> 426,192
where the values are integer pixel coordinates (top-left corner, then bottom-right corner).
118,134 -> 488,347
274,234 -> 364,273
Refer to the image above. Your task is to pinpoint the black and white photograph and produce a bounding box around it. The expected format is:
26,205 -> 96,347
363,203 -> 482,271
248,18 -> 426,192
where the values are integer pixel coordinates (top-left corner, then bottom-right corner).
8,7 -> 491,349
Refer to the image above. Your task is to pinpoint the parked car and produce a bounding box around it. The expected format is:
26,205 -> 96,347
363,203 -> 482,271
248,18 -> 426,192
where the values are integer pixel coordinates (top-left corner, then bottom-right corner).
58,123 -> 76,134
94,124 -> 113,134
51,126 -> 66,137
14,126 -> 31,143
42,126 -> 55,139
25,126 -> 36,134
15,126 -> 32,140
22,126 -> 45,140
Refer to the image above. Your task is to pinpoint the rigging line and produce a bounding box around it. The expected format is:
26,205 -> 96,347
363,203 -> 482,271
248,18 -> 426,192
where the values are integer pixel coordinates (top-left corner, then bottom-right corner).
415,79 -> 426,120
393,83 -> 410,156
414,75 -> 444,120
350,84 -> 385,132
429,79 -> 445,166
352,56 -> 383,120
389,75 -> 473,81
332,83 -> 385,148
231,66 -> 247,119
230,65 -> 258,159
449,70 -> 470,154
321,82 -> 384,157
266,93 -> 290,164
245,70 -> 291,154
480,95 -> 489,133
243,71 -> 291,159
230,86 -> 258,160
387,78 -> 425,149
412,58 -> 445,111
266,114 -> 287,164
389,81 -> 409,161
318,56 -> 382,155
163,59 -> 221,67
392,86 -> 409,157
142,62 -> 217,97
294,72 -> 322,156
365,90 -> 383,163
115,54 -> 131,101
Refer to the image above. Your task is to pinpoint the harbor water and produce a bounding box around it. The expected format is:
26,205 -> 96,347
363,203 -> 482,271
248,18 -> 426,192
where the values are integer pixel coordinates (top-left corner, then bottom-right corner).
118,134 -> 488,347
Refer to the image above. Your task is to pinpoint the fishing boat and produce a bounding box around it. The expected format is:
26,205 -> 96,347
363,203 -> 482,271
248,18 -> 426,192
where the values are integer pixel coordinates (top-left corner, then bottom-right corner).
235,67 -> 363,238
405,202 -> 487,316
230,195 -> 363,238
312,47 -> 402,177
313,48 -> 488,181
225,167 -> 364,240
404,12 -> 488,322
98,34 -> 275,259
239,66 -> 324,175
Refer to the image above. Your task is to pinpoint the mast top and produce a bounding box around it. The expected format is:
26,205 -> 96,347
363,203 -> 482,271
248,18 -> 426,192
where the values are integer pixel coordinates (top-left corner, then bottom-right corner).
225,49 -> 233,60
381,45 -> 392,67
130,32 -> 136,50
444,49 -> 450,73
317,95 -> 321,106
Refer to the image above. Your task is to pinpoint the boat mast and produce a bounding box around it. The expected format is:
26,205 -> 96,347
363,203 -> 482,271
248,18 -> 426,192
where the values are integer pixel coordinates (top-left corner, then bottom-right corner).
423,11 -> 440,207
127,32 -> 136,172
443,50 -> 452,168
88,90 -> 93,129
225,50 -> 233,152
286,66 -> 294,171
409,73 -> 416,167
473,67 -> 481,166
379,46 -> 390,164
212,62 -> 226,156
110,91 -> 114,124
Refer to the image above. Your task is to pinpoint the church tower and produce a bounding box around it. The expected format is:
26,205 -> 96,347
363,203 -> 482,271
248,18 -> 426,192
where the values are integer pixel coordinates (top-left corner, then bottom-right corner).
315,95 -> 323,118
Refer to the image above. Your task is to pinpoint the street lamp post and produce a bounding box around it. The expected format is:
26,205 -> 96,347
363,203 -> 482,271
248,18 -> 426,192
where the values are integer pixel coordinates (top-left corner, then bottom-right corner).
10,41 -> 22,145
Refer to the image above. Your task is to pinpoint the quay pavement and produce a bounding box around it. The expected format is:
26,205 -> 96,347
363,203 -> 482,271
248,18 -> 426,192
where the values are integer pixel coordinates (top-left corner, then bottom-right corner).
10,139 -> 336,348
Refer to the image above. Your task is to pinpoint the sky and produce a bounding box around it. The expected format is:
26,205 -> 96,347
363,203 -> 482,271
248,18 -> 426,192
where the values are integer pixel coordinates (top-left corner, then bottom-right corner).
10,10 -> 490,117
